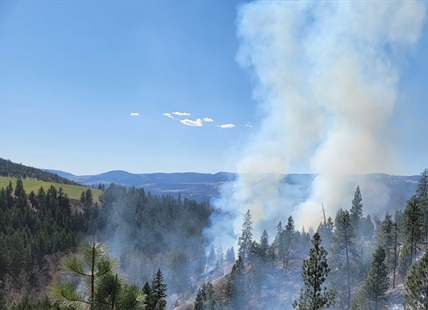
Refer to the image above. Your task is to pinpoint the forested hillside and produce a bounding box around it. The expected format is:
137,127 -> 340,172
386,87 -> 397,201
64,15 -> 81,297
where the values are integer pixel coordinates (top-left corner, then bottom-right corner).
0,178 -> 214,309
184,169 -> 428,310
0,158 -> 80,186
0,179 -> 82,308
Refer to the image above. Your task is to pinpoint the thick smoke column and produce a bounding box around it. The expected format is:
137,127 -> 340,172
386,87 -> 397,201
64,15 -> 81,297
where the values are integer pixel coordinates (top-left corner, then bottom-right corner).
207,0 -> 426,247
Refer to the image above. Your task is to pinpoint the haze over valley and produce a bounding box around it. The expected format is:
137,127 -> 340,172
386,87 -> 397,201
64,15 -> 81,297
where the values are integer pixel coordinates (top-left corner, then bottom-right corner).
1,0 -> 428,309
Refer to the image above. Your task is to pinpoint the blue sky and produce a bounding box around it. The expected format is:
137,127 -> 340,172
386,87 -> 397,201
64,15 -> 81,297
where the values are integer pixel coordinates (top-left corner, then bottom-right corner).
1,0 -> 427,176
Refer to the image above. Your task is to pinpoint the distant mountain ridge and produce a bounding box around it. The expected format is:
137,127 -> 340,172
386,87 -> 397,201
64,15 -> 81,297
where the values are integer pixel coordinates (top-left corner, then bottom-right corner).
46,169 -> 421,212
46,169 -> 236,202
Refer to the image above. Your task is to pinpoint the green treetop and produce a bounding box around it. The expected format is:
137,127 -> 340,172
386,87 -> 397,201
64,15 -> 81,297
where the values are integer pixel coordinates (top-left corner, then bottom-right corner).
293,232 -> 335,310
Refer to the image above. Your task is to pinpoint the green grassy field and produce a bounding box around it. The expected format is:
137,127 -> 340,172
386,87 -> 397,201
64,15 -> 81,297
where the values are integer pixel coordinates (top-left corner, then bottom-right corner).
0,176 -> 103,202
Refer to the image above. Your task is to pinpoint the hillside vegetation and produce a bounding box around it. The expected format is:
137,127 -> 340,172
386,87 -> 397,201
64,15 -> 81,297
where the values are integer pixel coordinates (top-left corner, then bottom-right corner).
0,161 -> 214,309
0,176 -> 102,202
0,158 -> 80,186
174,170 -> 428,310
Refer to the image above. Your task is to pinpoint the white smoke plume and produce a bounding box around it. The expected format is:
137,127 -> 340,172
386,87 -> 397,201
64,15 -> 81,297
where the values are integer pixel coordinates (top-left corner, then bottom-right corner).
207,0 -> 426,247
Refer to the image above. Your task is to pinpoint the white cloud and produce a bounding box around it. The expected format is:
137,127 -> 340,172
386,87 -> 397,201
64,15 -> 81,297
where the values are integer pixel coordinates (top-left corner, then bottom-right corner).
217,123 -> 235,129
172,111 -> 191,116
130,112 -> 139,117
164,112 -> 213,126
245,123 -> 252,128
163,113 -> 174,119
180,118 -> 203,127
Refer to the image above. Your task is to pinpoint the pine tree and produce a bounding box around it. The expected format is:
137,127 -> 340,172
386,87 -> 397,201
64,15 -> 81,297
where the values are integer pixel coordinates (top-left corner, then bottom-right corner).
225,247 -> 235,264
250,232 -> 270,298
194,245 -> 207,282
392,212 -> 401,288
317,217 -> 334,251
350,186 -> 363,240
283,216 -> 296,270
404,248 -> 428,310
85,189 -> 94,207
238,210 -> 253,260
194,288 -> 205,310
37,186 -> 46,209
293,232 -> 335,310
208,245 -> 216,266
0,187 -> 6,211
402,195 -> 424,265
225,256 -> 249,309
260,229 -> 270,260
203,282 -> 216,310
417,169 -> 428,245
360,247 -> 389,310
50,242 -> 145,309
398,244 -> 412,279
6,181 -> 14,209
274,221 -> 283,265
14,179 -> 27,210
95,273 -> 145,309
373,215 -> 382,242
194,282 -> 216,310
379,213 -> 395,269
417,169 -> 428,198
216,245 -> 224,267
50,242 -> 114,309
275,216 -> 296,269
151,269 -> 167,310
330,209 -> 358,309
274,221 -> 283,245
142,281 -> 154,309
81,190 -> 86,204
361,214 -> 375,242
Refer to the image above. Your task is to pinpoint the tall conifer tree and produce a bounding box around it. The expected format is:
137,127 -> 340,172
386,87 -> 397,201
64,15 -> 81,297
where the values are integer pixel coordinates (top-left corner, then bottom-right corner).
361,247 -> 389,310
238,210 -> 253,260
350,186 -> 363,240
293,232 -> 335,310
417,169 -> 428,245
151,269 -> 167,310
403,195 -> 424,264
404,248 -> 428,310
331,209 -> 357,309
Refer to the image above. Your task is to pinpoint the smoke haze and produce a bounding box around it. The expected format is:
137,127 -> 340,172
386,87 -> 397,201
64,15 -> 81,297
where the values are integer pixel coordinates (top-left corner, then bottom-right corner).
207,0 -> 426,246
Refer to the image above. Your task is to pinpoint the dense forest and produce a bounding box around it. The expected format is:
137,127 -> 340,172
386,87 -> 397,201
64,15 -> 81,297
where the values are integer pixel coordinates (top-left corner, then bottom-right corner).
1,159 -> 428,309
0,161 -> 214,309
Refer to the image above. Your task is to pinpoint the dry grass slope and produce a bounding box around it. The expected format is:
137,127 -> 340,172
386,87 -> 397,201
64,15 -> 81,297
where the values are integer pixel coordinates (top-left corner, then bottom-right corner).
0,176 -> 102,203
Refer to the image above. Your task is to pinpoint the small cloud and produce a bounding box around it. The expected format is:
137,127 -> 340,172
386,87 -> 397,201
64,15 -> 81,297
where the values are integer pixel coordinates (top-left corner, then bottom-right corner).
245,122 -> 252,128
163,113 -> 174,119
180,118 -> 203,127
130,112 -> 139,117
218,123 -> 235,129
173,111 -> 191,117
203,117 -> 214,122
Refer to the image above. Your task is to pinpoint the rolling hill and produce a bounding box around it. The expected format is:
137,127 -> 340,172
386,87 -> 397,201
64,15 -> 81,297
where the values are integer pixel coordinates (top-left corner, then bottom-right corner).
46,169 -> 420,217
0,176 -> 102,202
0,158 -> 101,202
